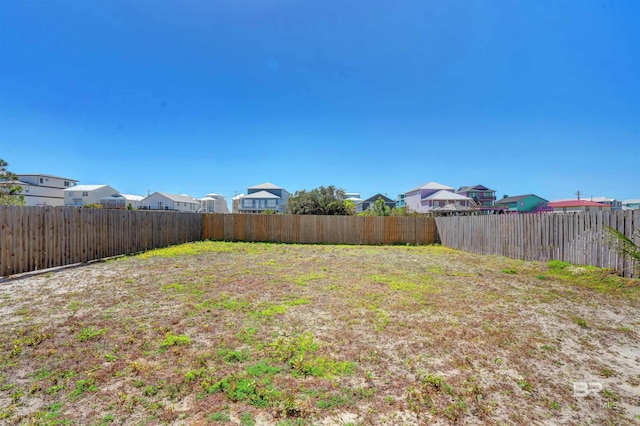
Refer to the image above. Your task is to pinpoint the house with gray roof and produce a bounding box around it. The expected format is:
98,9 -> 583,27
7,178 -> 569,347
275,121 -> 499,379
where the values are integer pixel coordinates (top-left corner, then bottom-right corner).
358,193 -> 396,213
17,173 -> 78,206
64,185 -> 119,207
141,192 -> 200,212
238,182 -> 290,213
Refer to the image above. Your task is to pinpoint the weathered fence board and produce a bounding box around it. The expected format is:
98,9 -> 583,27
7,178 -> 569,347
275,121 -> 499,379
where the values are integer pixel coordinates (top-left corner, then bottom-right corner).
436,211 -> 639,277
202,214 -> 436,246
0,206 -> 204,277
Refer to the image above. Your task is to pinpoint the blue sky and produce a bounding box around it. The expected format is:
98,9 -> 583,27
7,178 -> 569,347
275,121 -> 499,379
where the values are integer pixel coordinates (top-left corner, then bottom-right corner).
1,0 -> 639,205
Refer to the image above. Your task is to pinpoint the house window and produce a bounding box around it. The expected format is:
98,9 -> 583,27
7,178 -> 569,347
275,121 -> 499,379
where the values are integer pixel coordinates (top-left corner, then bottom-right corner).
158,202 -> 163,209
267,199 -> 276,207
64,181 -> 70,187
82,192 -> 88,197
40,178 -> 44,184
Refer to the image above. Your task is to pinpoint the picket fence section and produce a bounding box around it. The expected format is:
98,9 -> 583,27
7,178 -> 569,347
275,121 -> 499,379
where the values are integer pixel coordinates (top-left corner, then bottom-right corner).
435,210 -> 640,277
0,206 -> 203,277
203,214 -> 437,246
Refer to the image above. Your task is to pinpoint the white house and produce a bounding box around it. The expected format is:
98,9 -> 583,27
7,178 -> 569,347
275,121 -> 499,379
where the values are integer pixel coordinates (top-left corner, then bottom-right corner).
141,192 -> 200,212
622,199 -> 640,210
64,185 -> 119,207
99,193 -> 145,209
232,193 -> 246,213
198,193 -> 229,213
588,197 -> 622,210
16,173 -> 79,206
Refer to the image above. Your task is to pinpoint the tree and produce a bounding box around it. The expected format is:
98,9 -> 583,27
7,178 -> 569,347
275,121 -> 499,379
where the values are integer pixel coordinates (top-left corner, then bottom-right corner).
359,197 -> 392,216
0,159 -> 25,205
287,186 -> 353,215
370,197 -> 391,216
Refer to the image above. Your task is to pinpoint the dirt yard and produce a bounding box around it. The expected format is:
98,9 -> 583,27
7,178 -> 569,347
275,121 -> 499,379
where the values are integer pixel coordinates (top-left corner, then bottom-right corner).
0,241 -> 638,425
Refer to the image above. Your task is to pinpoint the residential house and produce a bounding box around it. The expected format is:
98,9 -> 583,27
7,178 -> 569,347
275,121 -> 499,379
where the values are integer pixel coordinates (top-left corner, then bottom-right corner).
622,199 -> 640,210
358,193 -> 396,213
456,185 -> 496,207
548,199 -> 612,213
99,193 -> 144,209
404,182 -> 455,213
395,194 -> 406,209
404,182 -> 473,213
199,193 -> 230,213
232,193 -> 246,213
141,192 -> 200,212
588,197 -> 622,210
16,173 -> 78,206
238,182 -> 290,213
495,194 -> 548,213
64,185 -> 119,207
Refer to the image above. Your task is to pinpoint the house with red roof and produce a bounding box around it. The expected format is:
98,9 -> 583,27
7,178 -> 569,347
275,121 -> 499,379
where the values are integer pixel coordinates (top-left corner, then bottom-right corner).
547,199 -> 612,213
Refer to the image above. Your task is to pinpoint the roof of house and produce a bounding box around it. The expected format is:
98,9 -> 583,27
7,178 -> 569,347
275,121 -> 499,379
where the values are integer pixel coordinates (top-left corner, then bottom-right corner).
548,200 -> 611,208
119,194 -> 145,201
363,193 -> 394,203
622,199 -> 640,204
100,193 -> 144,201
423,190 -> 473,201
495,194 -> 546,204
588,196 -> 617,203
457,184 -> 494,192
406,181 -> 455,193
247,182 -> 283,190
205,193 -> 225,199
242,190 -> 280,199
232,193 -> 246,200
17,173 -> 79,182
148,192 -> 199,203
64,184 -> 114,192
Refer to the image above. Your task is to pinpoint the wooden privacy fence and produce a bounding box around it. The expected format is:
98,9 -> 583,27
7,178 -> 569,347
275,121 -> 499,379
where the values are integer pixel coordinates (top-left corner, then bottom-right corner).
204,214 -> 437,245
436,210 -> 640,277
0,206 -> 203,277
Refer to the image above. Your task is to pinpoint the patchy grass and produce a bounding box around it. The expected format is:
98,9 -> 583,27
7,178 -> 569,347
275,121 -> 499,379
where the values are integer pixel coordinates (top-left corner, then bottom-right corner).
0,241 -> 638,424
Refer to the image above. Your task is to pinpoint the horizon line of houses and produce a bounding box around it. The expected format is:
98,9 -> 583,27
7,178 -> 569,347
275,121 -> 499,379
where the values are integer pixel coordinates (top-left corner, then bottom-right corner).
9,173 -> 640,214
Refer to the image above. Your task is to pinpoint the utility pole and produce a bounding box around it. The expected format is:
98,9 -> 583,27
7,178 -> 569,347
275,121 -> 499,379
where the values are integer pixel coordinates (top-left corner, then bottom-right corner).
575,190 -> 581,200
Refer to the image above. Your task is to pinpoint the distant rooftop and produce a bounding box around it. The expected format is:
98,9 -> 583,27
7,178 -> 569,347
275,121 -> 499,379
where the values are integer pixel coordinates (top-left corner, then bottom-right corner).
247,182 -> 283,190
64,184 -> 112,192
242,190 -> 280,199
17,173 -> 79,182
423,190 -> 472,201
149,192 -> 199,203
407,181 -> 454,193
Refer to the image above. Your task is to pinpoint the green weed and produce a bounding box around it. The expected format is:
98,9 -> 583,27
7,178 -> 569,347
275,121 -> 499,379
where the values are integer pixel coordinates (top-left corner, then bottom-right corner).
161,332 -> 191,347
77,326 -> 106,342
